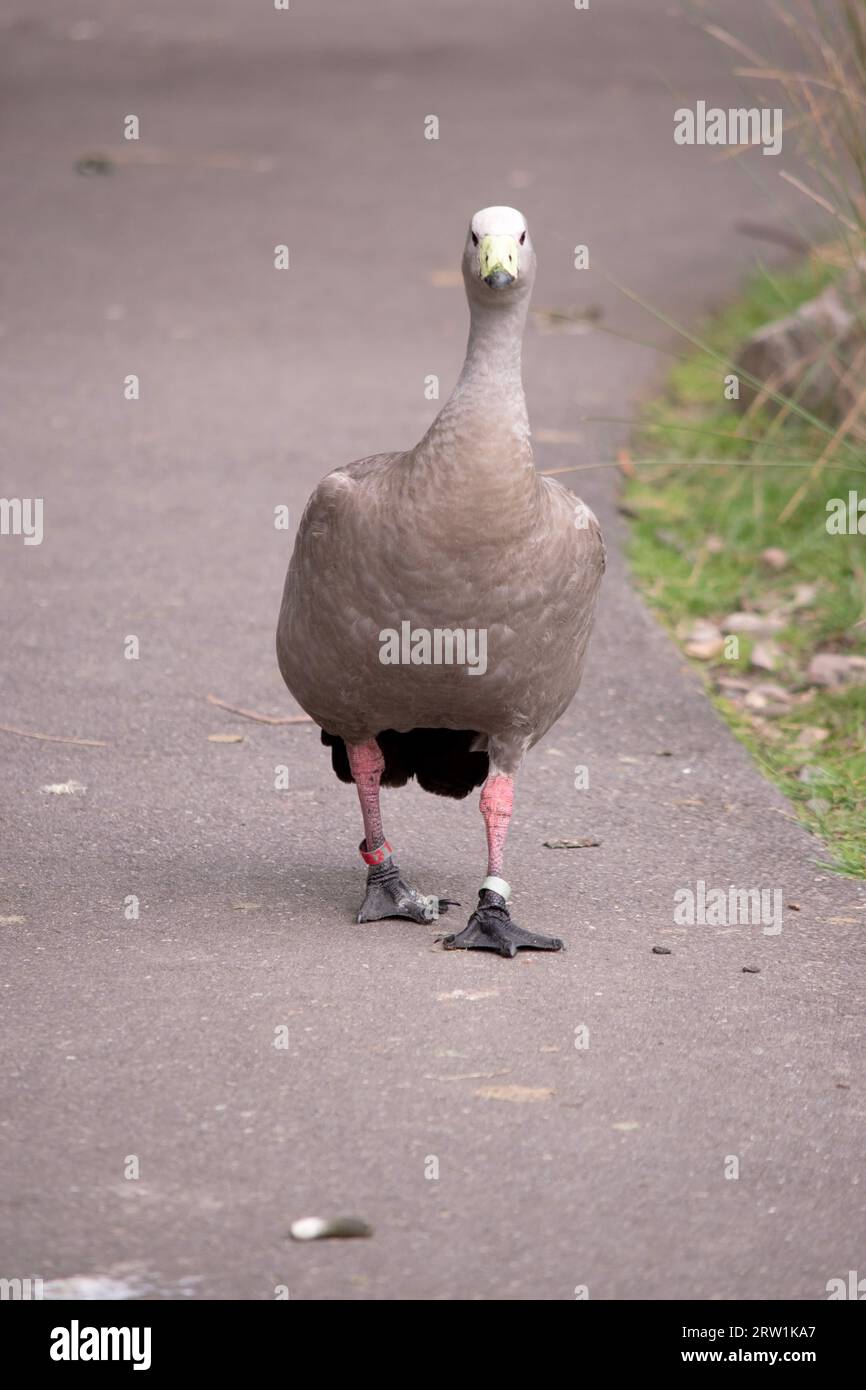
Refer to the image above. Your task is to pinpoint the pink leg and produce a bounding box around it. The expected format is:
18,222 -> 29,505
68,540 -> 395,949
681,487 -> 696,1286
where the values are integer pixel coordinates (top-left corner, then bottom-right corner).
480,773 -> 514,878
345,738 -> 447,925
442,768 -> 563,954
346,739 -> 386,853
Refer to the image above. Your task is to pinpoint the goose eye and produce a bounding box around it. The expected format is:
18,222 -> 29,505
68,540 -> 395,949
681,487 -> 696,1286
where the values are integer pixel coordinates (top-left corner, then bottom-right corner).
519,231 -> 526,245
471,232 -> 479,246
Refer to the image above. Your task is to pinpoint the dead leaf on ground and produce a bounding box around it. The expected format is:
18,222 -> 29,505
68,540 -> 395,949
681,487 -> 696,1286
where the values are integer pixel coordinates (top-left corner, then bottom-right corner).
680,618 -> 722,645
744,715 -> 785,741
753,682 -> 792,703
723,611 -> 785,637
716,676 -> 752,693
750,639 -> 783,672
543,837 -> 601,849
744,683 -> 793,715
686,637 -> 726,660
474,1085 -> 554,1104
744,689 -> 769,710
807,653 -> 866,688
435,989 -> 499,1001
425,1070 -> 510,1082
791,583 -> 819,610
795,726 -> 830,748
761,547 -> 788,570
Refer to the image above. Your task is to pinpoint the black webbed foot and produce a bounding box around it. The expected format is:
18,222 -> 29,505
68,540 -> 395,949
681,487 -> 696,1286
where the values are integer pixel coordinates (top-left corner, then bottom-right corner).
440,889 -> 564,958
357,855 -> 458,925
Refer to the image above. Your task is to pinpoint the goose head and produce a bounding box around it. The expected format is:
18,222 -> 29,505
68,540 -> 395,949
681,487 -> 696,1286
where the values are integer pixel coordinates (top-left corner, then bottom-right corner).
463,205 -> 535,305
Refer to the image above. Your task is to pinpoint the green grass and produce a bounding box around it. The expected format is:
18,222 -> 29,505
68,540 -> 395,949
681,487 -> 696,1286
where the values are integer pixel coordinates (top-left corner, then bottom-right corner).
626,257 -> 866,877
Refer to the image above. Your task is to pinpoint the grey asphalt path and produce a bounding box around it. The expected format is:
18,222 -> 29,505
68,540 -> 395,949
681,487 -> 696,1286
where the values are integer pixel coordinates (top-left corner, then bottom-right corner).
2,1 -> 864,1301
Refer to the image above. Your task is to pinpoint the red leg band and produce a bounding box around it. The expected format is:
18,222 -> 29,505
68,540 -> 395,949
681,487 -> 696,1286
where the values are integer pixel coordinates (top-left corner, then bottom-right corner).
360,839 -> 393,866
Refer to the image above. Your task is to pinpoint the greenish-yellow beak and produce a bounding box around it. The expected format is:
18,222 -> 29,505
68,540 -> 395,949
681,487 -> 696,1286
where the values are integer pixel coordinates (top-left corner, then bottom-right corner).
479,233 -> 519,287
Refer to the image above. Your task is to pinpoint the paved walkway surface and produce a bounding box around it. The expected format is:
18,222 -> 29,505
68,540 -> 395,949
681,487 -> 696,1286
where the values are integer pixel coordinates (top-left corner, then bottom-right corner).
2,0 -> 863,1300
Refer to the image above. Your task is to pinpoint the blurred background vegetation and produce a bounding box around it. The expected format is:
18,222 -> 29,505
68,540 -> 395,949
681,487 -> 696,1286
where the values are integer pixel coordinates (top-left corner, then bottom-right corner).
627,0 -> 866,875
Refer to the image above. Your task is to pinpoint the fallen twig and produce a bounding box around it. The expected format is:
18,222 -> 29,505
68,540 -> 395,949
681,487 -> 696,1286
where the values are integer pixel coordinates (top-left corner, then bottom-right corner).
0,724 -> 107,747
206,694 -> 313,726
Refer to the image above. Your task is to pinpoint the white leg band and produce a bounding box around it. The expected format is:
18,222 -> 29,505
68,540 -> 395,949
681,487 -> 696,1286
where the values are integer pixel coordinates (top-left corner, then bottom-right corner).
480,876 -> 511,901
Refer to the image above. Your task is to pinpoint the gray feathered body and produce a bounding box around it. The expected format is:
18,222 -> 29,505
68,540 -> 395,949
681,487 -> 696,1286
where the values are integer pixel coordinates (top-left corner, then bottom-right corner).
276,445 -> 604,776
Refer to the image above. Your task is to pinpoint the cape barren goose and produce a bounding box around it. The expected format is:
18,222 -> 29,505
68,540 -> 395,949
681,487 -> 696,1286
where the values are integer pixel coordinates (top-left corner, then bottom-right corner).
277,206 -> 604,956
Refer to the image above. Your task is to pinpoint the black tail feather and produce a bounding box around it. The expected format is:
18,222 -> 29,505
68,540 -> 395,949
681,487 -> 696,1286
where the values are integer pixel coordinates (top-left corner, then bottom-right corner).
322,728 -> 489,800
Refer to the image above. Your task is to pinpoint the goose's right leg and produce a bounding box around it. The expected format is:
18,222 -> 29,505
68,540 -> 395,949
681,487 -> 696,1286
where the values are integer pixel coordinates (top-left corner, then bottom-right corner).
346,739 -> 456,925
442,771 -> 564,956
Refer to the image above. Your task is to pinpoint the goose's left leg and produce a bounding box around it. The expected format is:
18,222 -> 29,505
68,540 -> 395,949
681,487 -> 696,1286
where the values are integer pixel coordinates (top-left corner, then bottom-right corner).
347,739 -> 456,925
443,772 -> 563,957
